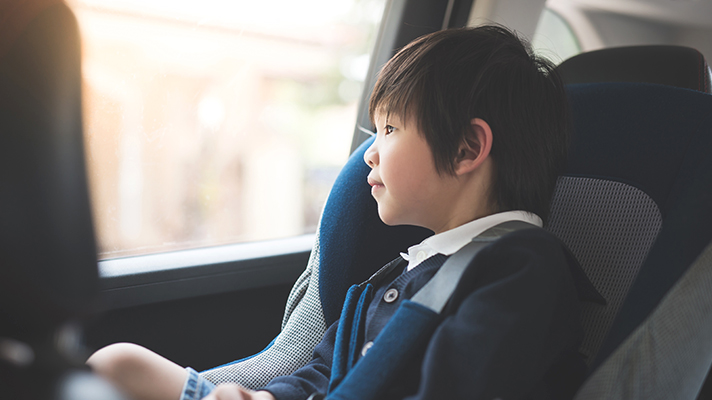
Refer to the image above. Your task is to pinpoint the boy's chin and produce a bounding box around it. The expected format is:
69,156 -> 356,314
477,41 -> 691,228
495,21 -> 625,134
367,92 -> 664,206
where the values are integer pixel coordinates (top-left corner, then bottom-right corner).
376,211 -> 398,227
377,210 -> 419,229
376,207 -> 397,226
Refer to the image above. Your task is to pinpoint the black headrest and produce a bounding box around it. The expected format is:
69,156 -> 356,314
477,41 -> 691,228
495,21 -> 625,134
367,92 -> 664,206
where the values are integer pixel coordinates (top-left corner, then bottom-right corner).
0,3 -> 98,336
557,45 -> 712,93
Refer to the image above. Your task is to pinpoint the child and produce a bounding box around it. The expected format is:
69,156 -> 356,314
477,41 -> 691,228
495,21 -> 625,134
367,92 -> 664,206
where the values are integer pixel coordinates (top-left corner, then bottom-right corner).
89,25 -> 597,400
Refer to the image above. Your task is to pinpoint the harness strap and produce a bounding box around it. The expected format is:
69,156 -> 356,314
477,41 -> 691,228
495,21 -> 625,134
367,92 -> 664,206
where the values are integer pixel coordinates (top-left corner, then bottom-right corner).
411,220 -> 536,313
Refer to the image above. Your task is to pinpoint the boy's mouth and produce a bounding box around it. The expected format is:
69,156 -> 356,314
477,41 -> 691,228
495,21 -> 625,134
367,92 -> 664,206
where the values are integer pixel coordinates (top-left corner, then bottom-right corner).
367,177 -> 383,187
367,177 -> 384,195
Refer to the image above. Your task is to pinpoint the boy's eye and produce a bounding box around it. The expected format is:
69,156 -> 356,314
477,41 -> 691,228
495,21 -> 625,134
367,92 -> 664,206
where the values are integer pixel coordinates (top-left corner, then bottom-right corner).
385,125 -> 395,135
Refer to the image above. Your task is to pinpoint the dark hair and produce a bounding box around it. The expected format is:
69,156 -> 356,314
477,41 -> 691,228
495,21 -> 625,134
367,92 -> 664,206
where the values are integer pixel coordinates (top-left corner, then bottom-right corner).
368,25 -> 569,223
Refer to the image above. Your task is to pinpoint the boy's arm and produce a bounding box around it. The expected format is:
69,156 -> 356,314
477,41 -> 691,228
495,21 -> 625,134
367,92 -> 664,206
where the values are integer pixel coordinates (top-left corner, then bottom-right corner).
407,231 -> 585,400
259,320 -> 339,400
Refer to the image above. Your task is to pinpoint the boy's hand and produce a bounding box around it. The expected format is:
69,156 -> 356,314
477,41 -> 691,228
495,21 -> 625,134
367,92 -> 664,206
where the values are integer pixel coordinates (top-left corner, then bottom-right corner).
202,384 -> 276,400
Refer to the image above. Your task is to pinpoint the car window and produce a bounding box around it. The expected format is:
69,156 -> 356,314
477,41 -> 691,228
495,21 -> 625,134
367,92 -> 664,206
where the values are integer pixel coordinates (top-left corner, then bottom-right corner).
66,0 -> 386,259
532,7 -> 581,64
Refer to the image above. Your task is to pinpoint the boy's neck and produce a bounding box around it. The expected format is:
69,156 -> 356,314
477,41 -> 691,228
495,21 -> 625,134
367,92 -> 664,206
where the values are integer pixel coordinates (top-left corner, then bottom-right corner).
427,157 -> 496,235
428,194 -> 496,235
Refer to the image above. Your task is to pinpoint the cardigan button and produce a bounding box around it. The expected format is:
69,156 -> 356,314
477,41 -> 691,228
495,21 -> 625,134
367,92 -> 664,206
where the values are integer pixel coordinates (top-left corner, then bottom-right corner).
383,288 -> 399,303
416,250 -> 427,263
361,341 -> 374,356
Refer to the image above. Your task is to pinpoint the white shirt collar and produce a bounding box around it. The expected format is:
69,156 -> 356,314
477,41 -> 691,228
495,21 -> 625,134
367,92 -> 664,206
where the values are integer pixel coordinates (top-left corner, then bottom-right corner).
400,210 -> 543,271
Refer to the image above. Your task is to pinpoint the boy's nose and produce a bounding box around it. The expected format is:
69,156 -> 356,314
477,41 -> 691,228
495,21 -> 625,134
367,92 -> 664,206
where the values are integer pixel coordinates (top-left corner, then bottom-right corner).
364,142 -> 378,168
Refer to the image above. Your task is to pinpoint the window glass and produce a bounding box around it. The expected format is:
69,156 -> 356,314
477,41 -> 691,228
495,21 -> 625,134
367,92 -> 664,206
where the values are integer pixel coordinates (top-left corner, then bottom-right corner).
67,0 -> 386,259
532,8 -> 581,64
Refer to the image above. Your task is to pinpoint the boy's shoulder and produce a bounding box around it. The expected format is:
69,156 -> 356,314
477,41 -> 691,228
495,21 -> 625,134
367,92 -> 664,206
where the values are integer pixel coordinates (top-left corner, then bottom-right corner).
450,227 -> 604,307
486,226 -> 567,257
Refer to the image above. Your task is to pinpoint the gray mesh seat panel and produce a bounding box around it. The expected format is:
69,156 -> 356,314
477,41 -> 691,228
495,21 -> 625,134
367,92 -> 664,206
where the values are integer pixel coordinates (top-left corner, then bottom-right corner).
574,241 -> 712,400
547,176 -> 662,363
199,230 -> 327,389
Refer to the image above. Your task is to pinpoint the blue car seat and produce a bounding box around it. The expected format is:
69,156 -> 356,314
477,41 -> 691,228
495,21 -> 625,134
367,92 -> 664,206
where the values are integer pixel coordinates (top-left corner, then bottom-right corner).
203,46 -> 712,400
205,46 -> 712,398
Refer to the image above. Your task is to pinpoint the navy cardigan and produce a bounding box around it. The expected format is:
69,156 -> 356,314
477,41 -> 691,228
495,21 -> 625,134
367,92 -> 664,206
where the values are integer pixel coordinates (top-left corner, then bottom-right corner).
264,228 -> 602,400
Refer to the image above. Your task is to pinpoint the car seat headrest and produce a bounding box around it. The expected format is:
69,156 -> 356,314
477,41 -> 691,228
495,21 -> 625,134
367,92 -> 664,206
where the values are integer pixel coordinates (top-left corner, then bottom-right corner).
557,45 -> 712,93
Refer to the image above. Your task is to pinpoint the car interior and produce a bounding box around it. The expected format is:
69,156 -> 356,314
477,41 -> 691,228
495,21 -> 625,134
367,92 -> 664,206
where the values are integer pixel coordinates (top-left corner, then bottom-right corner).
1,0 -> 711,399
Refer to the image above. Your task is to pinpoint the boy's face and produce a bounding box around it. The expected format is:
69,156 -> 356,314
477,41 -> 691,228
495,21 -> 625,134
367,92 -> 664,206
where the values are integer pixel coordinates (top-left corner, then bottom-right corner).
364,111 -> 460,233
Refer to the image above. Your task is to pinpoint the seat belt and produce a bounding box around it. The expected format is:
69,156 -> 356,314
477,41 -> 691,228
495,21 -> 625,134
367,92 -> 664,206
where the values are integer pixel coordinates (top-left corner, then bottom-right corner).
323,220 -> 537,400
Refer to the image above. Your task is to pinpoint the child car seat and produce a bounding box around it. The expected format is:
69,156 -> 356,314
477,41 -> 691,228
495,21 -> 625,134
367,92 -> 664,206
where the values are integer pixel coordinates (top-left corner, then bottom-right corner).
204,47 -> 712,397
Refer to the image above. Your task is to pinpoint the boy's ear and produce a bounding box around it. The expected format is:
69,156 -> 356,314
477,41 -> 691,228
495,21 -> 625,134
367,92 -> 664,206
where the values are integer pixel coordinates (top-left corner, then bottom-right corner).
454,118 -> 493,175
